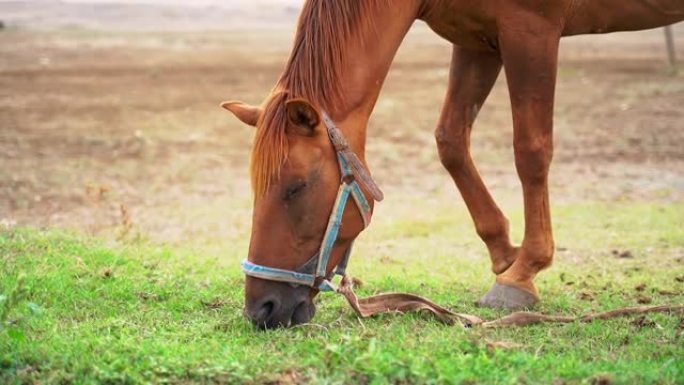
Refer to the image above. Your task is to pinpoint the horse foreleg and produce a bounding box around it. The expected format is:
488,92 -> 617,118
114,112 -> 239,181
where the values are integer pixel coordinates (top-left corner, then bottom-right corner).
435,46 -> 518,275
479,22 -> 561,310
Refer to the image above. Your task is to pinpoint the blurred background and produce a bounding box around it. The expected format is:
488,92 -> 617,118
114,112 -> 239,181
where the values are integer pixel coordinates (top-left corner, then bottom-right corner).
1,0 -> 682,253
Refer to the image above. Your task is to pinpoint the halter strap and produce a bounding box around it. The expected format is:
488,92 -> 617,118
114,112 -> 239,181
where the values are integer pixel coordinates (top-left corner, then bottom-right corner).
323,112 -> 384,202
241,110 -> 381,292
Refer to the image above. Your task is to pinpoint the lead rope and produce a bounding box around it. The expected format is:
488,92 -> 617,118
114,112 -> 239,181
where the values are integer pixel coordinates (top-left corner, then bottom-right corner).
335,276 -> 683,328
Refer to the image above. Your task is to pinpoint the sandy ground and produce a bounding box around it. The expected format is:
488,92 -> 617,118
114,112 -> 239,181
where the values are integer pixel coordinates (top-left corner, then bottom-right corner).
0,2 -> 683,246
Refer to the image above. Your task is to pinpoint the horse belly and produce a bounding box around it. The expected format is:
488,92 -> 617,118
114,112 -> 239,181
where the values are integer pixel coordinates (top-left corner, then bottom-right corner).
564,0 -> 684,36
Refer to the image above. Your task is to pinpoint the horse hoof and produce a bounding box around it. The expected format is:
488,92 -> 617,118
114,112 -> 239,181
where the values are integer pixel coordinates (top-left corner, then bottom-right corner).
477,283 -> 539,310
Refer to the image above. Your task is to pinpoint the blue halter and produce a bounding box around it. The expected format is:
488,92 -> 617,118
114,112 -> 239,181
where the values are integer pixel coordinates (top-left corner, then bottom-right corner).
241,111 -> 382,292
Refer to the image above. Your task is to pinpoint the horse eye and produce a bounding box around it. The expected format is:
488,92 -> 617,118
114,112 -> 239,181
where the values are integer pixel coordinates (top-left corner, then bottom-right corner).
284,181 -> 307,201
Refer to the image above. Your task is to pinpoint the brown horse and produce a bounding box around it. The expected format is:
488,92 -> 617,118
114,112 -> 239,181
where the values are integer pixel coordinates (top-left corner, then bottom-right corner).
223,0 -> 684,329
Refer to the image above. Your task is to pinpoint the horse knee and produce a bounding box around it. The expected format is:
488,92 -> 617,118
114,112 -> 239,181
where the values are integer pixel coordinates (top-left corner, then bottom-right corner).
514,138 -> 553,183
435,125 -> 469,171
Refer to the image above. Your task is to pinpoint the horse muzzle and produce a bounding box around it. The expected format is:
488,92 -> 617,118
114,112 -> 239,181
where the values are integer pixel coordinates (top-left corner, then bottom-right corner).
244,277 -> 316,329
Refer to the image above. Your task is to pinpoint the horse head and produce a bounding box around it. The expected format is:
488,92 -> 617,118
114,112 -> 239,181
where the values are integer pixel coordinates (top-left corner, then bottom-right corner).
223,93 -> 377,329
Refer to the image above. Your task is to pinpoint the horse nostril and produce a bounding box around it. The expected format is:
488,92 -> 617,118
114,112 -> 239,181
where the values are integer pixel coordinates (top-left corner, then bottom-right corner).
259,300 -> 274,320
248,299 -> 277,327
291,299 -> 315,326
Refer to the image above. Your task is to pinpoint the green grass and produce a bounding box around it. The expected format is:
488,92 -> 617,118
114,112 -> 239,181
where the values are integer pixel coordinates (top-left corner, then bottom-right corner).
1,203 -> 683,384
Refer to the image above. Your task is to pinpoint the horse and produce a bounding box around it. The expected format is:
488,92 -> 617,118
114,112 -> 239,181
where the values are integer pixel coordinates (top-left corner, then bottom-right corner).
222,0 -> 684,329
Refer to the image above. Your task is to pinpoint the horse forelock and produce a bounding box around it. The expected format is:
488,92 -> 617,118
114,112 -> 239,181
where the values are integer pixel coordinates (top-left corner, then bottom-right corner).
250,92 -> 289,199
250,0 -> 388,198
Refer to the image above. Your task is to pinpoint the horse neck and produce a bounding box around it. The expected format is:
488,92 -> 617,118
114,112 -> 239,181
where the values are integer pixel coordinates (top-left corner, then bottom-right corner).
321,3 -> 420,158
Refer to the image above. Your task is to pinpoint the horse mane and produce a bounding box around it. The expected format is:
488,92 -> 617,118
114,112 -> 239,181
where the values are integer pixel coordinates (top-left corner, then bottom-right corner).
250,0 -> 387,198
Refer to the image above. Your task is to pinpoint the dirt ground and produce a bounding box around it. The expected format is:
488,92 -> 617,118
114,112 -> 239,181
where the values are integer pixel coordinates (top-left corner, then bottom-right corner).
1,4 -> 683,246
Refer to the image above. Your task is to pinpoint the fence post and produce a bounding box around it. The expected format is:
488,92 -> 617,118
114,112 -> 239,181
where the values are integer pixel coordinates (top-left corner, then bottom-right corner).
664,25 -> 677,74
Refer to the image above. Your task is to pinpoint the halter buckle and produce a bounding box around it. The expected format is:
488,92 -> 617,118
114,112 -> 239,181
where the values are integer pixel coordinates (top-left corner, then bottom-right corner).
341,174 -> 355,185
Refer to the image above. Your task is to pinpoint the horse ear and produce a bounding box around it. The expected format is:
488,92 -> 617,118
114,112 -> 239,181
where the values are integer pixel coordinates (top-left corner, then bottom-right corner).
221,101 -> 262,127
285,99 -> 320,136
